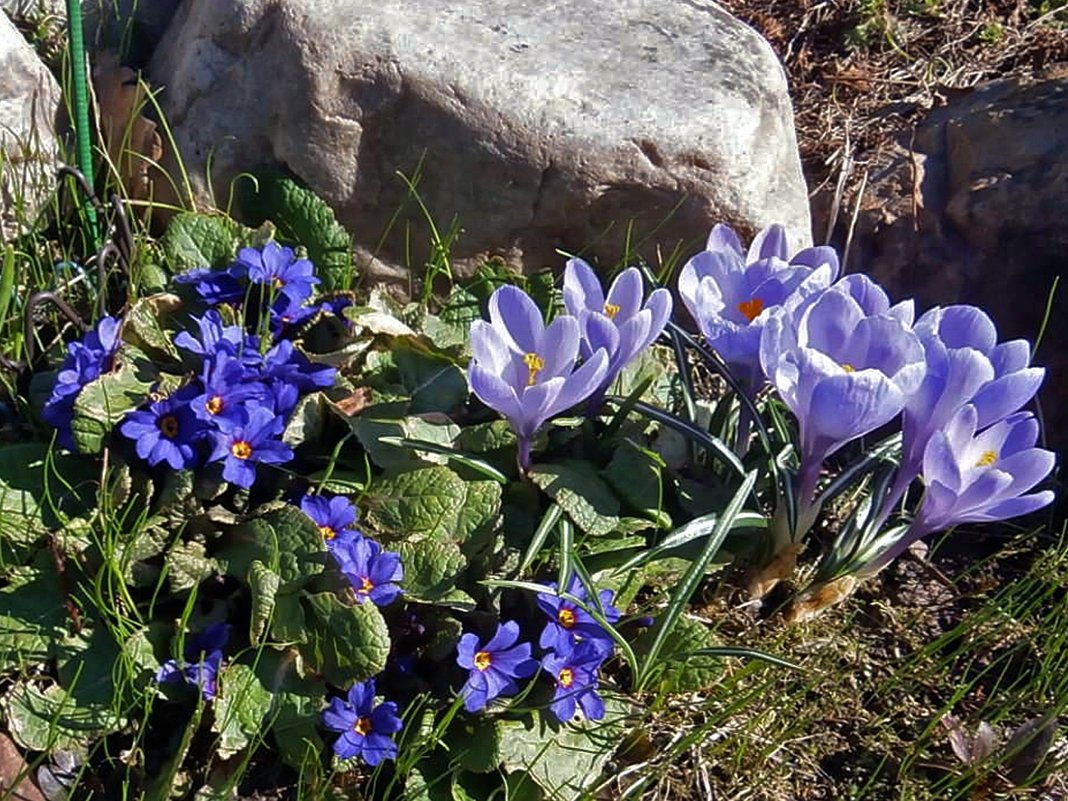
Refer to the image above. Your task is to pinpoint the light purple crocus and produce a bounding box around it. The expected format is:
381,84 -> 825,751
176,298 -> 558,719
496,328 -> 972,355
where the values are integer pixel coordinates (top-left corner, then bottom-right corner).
760,274 -> 926,512
562,259 -> 672,405
867,405 -> 1054,572
678,223 -> 839,393
468,285 -> 608,469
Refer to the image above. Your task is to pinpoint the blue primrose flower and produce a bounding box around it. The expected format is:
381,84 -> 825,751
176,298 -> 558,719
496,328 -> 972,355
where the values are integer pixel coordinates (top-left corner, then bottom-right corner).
236,241 -> 320,305
536,577 -> 619,655
321,678 -> 403,765
678,224 -> 839,394
334,536 -> 404,607
207,405 -> 294,488
42,316 -> 122,451
262,340 -> 337,394
456,621 -> 538,712
155,623 -> 231,701
467,285 -> 609,469
173,266 -> 245,306
301,494 -> 362,550
191,350 -> 270,424
541,640 -> 608,723
119,387 -> 205,469
174,310 -> 258,364
562,259 -> 672,406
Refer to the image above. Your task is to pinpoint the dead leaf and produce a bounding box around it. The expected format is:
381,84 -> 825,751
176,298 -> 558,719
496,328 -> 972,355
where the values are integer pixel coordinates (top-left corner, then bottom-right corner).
745,542 -> 802,600
784,574 -> 858,623
334,387 -> 372,417
0,731 -> 46,801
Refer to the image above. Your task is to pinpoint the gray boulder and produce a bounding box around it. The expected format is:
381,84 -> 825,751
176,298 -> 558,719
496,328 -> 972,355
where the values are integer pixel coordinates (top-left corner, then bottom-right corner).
148,0 -> 810,278
0,9 -> 61,242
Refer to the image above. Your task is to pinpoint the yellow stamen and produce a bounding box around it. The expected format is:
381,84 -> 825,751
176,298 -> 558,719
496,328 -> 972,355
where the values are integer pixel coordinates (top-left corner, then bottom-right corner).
557,608 -> 576,629
206,395 -> 224,415
604,303 -> 621,319
841,363 -> 856,373
737,297 -> 764,322
319,525 -> 336,541
558,667 -> 574,688
976,450 -> 998,468
159,414 -> 180,438
474,651 -> 492,671
359,576 -> 374,595
354,716 -> 373,736
230,440 -> 253,460
273,277 -> 284,289
523,352 -> 545,386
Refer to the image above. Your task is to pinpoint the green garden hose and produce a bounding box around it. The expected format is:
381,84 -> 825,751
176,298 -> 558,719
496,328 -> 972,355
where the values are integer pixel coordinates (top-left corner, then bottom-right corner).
65,0 -> 99,247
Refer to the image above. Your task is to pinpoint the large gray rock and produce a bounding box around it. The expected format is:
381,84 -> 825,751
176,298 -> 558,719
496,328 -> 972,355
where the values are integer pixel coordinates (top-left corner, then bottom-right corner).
0,10 -> 61,242
149,0 -> 810,278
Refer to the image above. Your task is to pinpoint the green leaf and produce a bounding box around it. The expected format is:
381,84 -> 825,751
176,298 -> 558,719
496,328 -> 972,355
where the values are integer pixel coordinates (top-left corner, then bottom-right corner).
222,503 -> 327,590
255,649 -> 324,768
603,442 -> 666,522
448,715 -> 504,773
631,614 -> 721,693
456,421 -> 516,454
0,553 -> 67,665
122,293 -> 182,361
248,560 -> 281,645
1,681 -> 123,752
212,662 -> 274,759
166,540 -> 219,593
497,698 -> 632,796
395,538 -> 468,605
70,349 -> 157,454
528,462 -> 620,537
282,391 -> 330,447
367,466 -> 467,541
300,592 -> 390,684
396,345 -> 469,414
237,168 -> 353,290
161,211 -> 240,272
270,593 -> 307,643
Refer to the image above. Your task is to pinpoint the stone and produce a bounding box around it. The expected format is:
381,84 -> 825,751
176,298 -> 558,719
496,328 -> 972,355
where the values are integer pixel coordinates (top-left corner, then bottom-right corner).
818,73 -> 1068,449
0,9 -> 61,243
148,0 -> 811,279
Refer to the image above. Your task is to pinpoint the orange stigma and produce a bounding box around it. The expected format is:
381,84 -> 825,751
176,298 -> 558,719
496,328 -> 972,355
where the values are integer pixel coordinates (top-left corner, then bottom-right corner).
604,303 -> 621,319
976,450 -> 998,468
737,297 -> 764,322
558,667 -> 575,688
354,717 -> 373,736
206,395 -> 224,415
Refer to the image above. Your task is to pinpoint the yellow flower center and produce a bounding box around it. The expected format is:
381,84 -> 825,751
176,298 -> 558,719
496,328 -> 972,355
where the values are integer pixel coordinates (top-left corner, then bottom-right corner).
158,414 -> 180,438
474,651 -> 492,671
558,667 -> 575,688
319,525 -> 336,541
206,395 -> 224,415
354,716 -> 373,736
603,303 -> 621,319
273,277 -> 284,289
841,363 -> 856,373
976,449 -> 998,468
230,440 -> 253,460
737,297 -> 764,322
359,576 -> 374,595
557,608 -> 576,629
523,352 -> 545,386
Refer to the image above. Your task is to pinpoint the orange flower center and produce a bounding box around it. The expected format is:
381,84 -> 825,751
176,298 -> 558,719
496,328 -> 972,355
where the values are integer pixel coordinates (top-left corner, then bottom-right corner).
273,277 -> 284,289
158,414 -> 180,438
359,576 -> 374,595
557,608 -> 576,629
558,667 -> 575,688
737,297 -> 764,322
604,303 -> 621,319
319,525 -> 336,541
206,395 -> 224,415
354,716 -> 373,736
474,651 -> 492,671
523,352 -> 545,386
230,440 -> 253,460
976,450 -> 998,468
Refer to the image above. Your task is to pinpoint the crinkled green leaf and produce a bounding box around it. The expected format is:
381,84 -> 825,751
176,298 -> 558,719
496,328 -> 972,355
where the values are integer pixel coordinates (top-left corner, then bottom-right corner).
367,466 -> 466,541
528,462 -> 620,537
301,592 -> 390,684
250,648 -> 323,768
121,524 -> 169,587
270,593 -> 307,644
603,443 -> 665,522
0,552 -> 67,665
166,540 -> 219,593
222,503 -> 327,590
237,169 -> 353,290
248,560 -> 281,645
212,662 -> 274,759
448,715 -> 504,773
456,421 -> 516,454
395,539 -> 467,605
631,614 -> 721,693
351,411 -> 460,471
282,391 -> 329,447
70,349 -> 157,454
161,211 -> 239,272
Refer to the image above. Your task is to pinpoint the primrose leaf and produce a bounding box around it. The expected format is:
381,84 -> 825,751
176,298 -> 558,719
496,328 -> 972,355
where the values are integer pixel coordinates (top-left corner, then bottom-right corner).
248,560 -> 281,645
161,211 -> 240,272
0,552 -> 67,666
165,540 -> 219,593
270,593 -> 307,644
631,614 -> 721,693
301,592 -> 390,684
1,682 -> 124,753
282,391 -> 329,447
212,661 -> 274,759
367,466 -> 466,541
223,504 -> 328,590
395,345 -> 469,414
528,461 -> 621,537
122,293 -> 182,361
394,538 -> 468,605
603,443 -> 665,521
70,348 -> 157,455
253,649 -> 324,768
447,714 -> 504,773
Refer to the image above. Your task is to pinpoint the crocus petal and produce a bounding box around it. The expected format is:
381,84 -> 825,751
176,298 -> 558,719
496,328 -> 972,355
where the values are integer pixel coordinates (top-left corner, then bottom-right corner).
747,224 -> 789,262
971,368 -> 1045,429
489,285 -> 544,354
706,223 -> 744,256
563,258 -> 605,316
977,491 -> 1055,522
604,268 -> 644,321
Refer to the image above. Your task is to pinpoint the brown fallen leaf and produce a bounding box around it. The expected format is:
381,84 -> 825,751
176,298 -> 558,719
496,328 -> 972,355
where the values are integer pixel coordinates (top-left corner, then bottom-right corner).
784,574 -> 858,624
745,542 -> 803,600
333,387 -> 373,417
92,51 -> 163,202
0,731 -> 46,801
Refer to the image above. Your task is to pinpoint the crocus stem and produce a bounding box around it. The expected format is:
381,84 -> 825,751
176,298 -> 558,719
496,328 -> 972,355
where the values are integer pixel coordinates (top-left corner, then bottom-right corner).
733,401 -> 754,458
517,437 -> 531,473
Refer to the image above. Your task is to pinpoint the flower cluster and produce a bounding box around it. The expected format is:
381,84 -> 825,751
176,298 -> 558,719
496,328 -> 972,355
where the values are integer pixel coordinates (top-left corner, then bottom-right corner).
455,578 -> 620,722
299,494 -> 404,607
41,316 -> 122,451
155,623 -> 231,701
468,260 -> 671,469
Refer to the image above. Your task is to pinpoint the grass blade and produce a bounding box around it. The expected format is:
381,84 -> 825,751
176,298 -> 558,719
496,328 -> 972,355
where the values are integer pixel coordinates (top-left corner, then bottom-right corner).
377,436 -> 508,484
516,503 -> 563,578
612,510 -> 767,576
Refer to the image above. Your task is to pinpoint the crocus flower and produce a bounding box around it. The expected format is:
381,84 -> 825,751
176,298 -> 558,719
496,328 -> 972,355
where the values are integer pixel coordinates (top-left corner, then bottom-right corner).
541,640 -> 608,723
155,622 -> 231,701
536,577 -> 619,655
866,405 -> 1055,572
562,259 -> 672,405
321,678 -> 403,765
456,621 -> 538,712
119,387 -> 205,469
42,316 -> 122,451
207,405 -> 294,488
467,285 -> 608,469
678,223 -> 838,394
300,494 -> 362,550
760,274 -> 926,507
236,242 -> 320,305
335,536 -> 404,607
